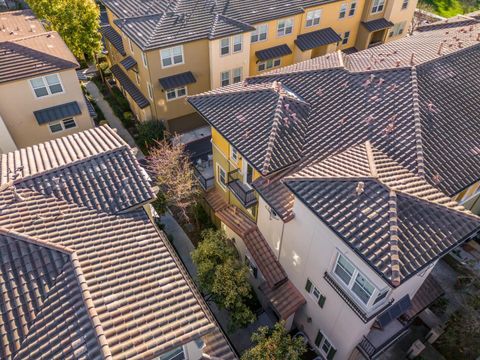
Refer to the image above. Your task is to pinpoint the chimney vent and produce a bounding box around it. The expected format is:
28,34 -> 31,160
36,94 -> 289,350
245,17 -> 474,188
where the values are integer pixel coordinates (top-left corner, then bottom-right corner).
356,182 -> 365,195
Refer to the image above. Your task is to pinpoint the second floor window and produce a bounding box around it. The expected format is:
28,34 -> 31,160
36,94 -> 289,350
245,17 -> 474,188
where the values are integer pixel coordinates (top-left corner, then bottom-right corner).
220,38 -> 230,56
401,0 -> 409,9
277,18 -> 293,36
371,0 -> 385,13
30,74 -> 63,98
141,52 -> 148,68
342,31 -> 350,45
230,147 -> 239,162
349,1 -> 357,16
339,3 -> 347,18
160,45 -> 184,68
166,86 -> 187,101
233,34 -> 243,52
306,9 -> 321,27
251,24 -> 268,42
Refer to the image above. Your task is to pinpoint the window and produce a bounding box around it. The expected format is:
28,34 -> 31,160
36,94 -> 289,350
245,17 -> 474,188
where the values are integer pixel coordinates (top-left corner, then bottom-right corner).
373,288 -> 389,304
48,117 -> 77,133
166,86 -> 187,101
349,1 -> 357,16
258,58 -> 281,71
352,272 -> 375,304
217,164 -> 227,189
232,68 -> 242,83
390,21 -> 406,37
339,3 -> 347,18
401,0 -> 409,9
314,331 -> 336,359
220,38 -> 230,56
230,147 -> 238,162
159,346 -> 185,360
277,18 -> 293,36
141,52 -> 148,68
147,82 -> 153,100
135,72 -> 140,85
306,9 -> 321,27
334,254 -> 355,285
244,163 -> 254,185
251,24 -> 268,42
371,0 -> 385,13
30,74 -> 63,98
233,34 -> 243,52
305,279 -> 327,307
128,38 -> 134,53
221,71 -> 230,87
342,31 -> 350,45
160,45 -> 184,68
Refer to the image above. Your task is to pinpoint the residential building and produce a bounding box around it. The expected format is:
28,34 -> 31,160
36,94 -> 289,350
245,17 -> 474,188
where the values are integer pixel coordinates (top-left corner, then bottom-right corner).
0,126 -> 236,360
100,0 -> 417,133
0,10 -> 94,153
188,16 -> 480,359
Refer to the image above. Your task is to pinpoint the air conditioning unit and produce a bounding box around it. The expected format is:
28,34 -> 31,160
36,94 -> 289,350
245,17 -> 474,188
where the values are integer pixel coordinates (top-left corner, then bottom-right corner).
406,340 -> 425,359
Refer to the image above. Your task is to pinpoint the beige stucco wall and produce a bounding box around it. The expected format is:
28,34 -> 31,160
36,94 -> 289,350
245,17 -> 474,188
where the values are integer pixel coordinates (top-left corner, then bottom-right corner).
0,115 -> 17,153
0,69 -> 93,149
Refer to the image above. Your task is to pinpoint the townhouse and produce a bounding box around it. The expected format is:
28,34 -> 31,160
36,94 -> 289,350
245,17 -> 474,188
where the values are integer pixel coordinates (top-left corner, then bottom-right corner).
0,125 -> 236,360
0,10 -> 95,153
188,15 -> 480,359
100,0 -> 417,133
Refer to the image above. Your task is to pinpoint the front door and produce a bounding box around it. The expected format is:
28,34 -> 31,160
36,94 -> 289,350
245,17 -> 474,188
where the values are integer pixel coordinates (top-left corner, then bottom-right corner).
243,161 -> 254,187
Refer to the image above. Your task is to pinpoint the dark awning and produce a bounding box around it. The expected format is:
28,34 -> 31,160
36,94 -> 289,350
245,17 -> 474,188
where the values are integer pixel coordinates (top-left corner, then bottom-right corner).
376,295 -> 412,328
294,28 -> 342,51
84,95 -> 97,119
111,64 -> 150,109
34,101 -> 82,125
255,44 -> 292,61
100,25 -> 126,56
120,56 -> 137,70
159,71 -> 196,90
362,18 -> 394,32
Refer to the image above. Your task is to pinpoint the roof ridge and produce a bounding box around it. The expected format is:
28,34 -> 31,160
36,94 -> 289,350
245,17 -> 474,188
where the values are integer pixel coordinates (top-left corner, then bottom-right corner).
262,95 -> 285,173
365,141 -> 378,178
7,30 -> 57,43
387,190 -> 401,286
410,66 -> 426,179
0,226 -> 73,254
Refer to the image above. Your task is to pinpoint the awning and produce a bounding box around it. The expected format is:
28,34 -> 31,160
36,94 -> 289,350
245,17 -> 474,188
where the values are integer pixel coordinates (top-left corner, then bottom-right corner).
294,28 -> 342,51
260,280 -> 306,320
361,18 -> 394,32
159,71 -> 196,90
84,95 -> 97,119
110,64 -> 150,109
34,101 -> 81,124
255,44 -> 292,61
120,55 -> 137,70
376,295 -> 412,328
100,25 -> 126,56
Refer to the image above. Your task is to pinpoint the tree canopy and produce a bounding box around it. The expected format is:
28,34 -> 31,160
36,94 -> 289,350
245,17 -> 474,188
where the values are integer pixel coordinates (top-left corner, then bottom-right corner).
28,0 -> 102,59
192,229 -> 256,329
241,322 -> 307,360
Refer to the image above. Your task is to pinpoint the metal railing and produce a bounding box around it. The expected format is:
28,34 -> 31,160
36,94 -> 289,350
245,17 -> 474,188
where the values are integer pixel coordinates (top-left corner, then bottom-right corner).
358,336 -> 377,358
227,169 -> 257,208
193,165 -> 214,191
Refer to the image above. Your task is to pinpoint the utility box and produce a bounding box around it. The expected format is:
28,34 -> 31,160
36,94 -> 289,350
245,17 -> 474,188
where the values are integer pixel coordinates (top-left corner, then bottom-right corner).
407,340 -> 425,359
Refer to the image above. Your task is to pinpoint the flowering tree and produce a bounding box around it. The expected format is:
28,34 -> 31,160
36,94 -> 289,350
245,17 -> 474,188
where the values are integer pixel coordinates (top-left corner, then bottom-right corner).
148,139 -> 200,222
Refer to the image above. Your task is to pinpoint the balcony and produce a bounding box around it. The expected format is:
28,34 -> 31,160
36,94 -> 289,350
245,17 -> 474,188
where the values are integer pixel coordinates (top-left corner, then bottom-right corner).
194,159 -> 214,190
357,319 -> 409,359
184,135 -> 214,191
227,169 -> 257,208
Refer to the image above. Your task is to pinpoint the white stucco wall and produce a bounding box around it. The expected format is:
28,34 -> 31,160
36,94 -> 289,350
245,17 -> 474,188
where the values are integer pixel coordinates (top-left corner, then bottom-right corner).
257,197 -> 285,259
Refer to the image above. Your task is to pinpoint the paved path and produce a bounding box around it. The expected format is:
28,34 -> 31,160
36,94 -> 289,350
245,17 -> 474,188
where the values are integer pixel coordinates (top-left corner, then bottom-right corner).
160,211 -> 275,355
85,81 -> 144,159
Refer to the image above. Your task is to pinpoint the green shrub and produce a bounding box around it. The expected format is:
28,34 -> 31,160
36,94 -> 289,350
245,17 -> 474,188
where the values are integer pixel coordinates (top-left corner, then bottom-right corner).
135,119 -> 165,153
112,87 -> 130,112
193,203 -> 214,232
122,111 -> 134,128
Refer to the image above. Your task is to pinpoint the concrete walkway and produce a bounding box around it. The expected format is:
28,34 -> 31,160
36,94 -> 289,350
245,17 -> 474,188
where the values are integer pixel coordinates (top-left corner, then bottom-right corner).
85,81 -> 144,159
160,212 -> 275,355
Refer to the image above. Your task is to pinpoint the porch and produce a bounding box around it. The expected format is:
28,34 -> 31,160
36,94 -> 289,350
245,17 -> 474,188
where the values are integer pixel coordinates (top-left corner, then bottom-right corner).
227,169 -> 258,208
184,135 -> 215,191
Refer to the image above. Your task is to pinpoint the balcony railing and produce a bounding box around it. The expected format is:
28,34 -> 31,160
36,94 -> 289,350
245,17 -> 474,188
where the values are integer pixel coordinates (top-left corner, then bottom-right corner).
227,169 -> 257,208
193,164 -> 214,191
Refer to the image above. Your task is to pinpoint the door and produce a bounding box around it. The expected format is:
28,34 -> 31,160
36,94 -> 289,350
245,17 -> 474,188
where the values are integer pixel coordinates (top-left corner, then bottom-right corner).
243,162 -> 254,187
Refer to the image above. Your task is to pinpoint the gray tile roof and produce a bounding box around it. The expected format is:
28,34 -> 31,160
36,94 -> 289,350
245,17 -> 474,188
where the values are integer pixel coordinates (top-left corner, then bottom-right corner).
256,44 -> 292,61
120,55 -> 137,70
361,18 -> 394,32
159,71 -> 196,90
100,25 -> 126,56
0,126 -> 234,359
102,0 -> 333,51
111,64 -> 150,108
33,101 -> 82,124
294,27 -> 342,51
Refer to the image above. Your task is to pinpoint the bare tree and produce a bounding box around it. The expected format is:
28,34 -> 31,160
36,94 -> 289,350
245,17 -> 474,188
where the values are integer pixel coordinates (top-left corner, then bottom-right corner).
409,0 -> 435,35
148,138 -> 200,222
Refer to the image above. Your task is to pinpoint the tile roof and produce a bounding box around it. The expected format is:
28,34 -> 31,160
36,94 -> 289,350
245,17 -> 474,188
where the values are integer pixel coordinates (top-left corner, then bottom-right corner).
159,71 -> 196,90
361,18 -> 394,32
102,0 -> 333,51
256,44 -> 292,61
0,10 -> 44,41
0,32 -> 78,84
120,55 -> 137,70
294,27 -> 342,51
33,101 -> 82,124
0,127 -> 234,359
111,64 -> 150,108
100,25 -> 126,56
190,22 -> 480,285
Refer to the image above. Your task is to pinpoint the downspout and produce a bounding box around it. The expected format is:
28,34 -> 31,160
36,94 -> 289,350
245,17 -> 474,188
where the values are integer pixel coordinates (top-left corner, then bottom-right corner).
277,219 -> 285,261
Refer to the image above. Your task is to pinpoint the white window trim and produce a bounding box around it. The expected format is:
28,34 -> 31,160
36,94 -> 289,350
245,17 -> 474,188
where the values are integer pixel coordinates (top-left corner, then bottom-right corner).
339,3 -> 347,19
401,0 -> 409,9
251,24 -> 268,43
371,0 -> 385,14
159,345 -> 186,360
308,281 -> 322,301
230,146 -> 239,162
317,332 -> 334,358
48,117 -> 77,134
233,34 -> 243,53
342,31 -> 351,45
216,163 -> 227,190
160,45 -> 185,69
165,86 -> 187,101
349,1 -> 357,16
128,38 -> 134,53
232,67 -> 242,83
147,82 -> 154,101
141,52 -> 148,68
220,70 -> 231,87
305,9 -> 322,27
220,37 -> 230,57
29,74 -> 65,99
277,18 -> 294,37
257,58 -> 281,72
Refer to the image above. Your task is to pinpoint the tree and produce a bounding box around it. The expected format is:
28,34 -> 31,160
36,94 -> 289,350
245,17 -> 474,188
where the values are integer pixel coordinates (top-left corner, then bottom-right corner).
28,0 -> 101,59
192,229 -> 256,329
241,321 -> 307,360
408,0 -> 435,35
135,119 -> 165,154
148,138 -> 200,222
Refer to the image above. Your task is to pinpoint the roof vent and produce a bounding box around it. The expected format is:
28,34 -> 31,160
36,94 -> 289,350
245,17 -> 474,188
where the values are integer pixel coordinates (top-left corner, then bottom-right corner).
356,181 -> 365,195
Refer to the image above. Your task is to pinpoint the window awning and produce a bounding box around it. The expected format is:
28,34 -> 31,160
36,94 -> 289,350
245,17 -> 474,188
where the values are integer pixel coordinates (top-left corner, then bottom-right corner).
111,64 -> 150,109
120,55 -> 137,70
159,71 -> 196,90
362,18 -> 394,32
376,295 -> 412,328
34,101 -> 81,125
294,28 -> 342,51
255,44 -> 292,61
100,25 -> 126,56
